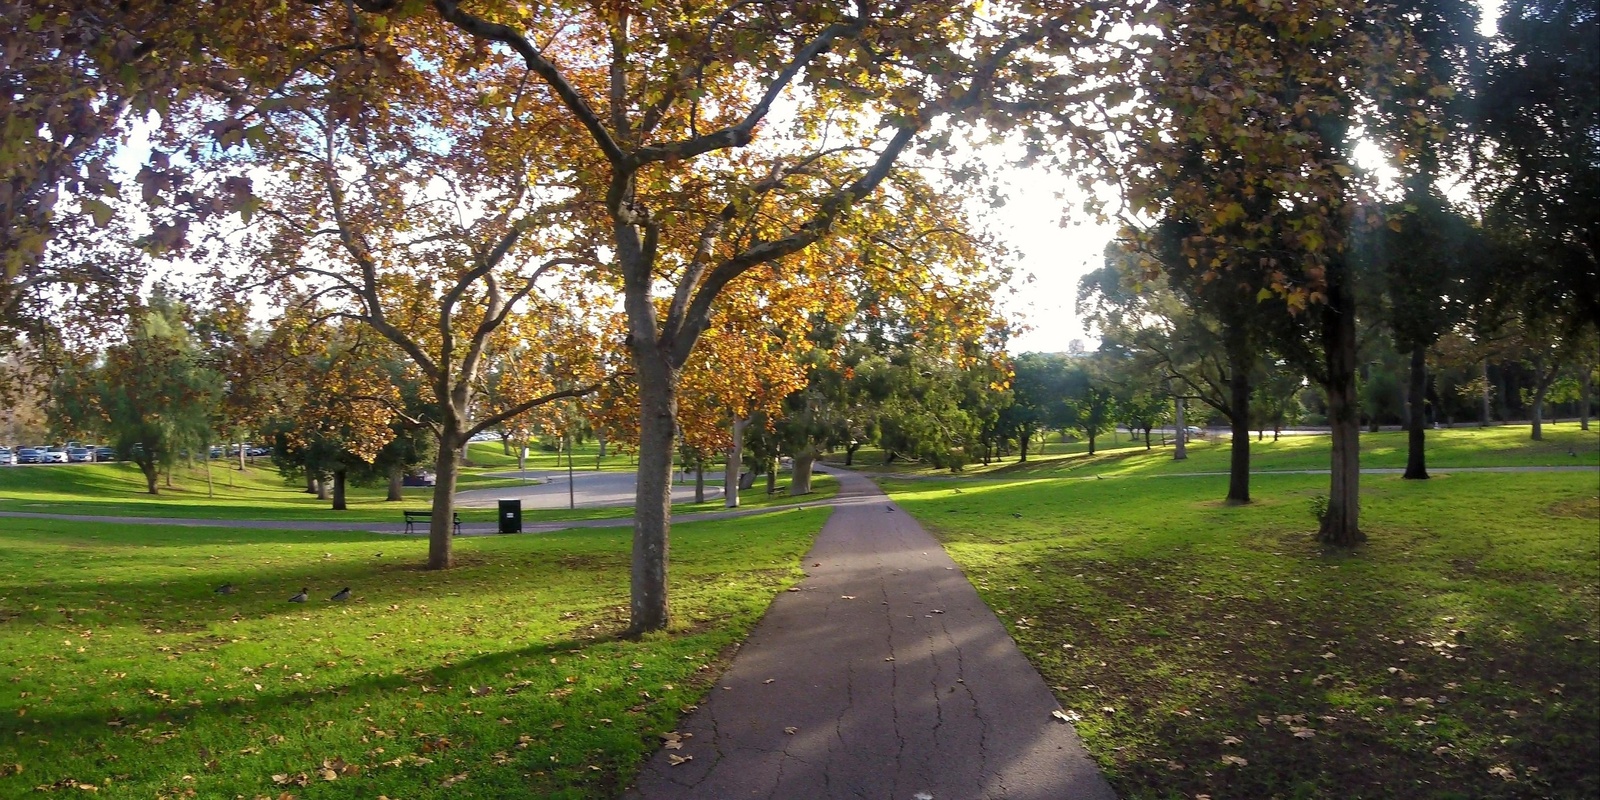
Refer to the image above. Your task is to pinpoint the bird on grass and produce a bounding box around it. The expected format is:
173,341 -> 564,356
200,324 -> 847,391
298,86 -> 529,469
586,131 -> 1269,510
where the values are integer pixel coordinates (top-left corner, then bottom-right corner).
288,588 -> 308,603
330,587 -> 351,602
1012,512 -> 1022,519
374,552 -> 383,558
214,583 -> 236,595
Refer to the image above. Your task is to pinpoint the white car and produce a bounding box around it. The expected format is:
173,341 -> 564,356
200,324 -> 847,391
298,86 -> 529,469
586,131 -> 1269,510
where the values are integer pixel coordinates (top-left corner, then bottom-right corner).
41,447 -> 70,463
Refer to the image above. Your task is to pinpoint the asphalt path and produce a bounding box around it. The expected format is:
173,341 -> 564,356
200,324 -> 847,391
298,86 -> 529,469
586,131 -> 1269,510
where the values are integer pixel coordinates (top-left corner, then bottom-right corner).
626,466 -> 1116,800
455,468 -> 724,509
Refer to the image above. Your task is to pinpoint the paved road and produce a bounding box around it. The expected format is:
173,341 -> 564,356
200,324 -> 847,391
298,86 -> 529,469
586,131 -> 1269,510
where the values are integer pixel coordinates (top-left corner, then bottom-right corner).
456,468 -> 723,509
627,467 -> 1115,800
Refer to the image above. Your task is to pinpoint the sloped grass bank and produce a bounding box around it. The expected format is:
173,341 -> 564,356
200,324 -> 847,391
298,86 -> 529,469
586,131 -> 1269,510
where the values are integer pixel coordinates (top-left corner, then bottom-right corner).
886,471 -> 1600,799
0,508 -> 829,798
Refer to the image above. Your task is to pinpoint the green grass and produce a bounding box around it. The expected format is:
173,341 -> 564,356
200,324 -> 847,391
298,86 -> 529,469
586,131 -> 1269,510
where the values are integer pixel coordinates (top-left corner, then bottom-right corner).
883,469 -> 1600,799
465,441 -> 656,473
830,424 -> 1600,478
0,508 -> 831,798
0,460 -> 832,524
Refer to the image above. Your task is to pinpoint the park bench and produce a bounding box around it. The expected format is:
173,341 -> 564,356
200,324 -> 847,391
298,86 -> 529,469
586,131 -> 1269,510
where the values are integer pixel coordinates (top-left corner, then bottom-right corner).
403,510 -> 462,536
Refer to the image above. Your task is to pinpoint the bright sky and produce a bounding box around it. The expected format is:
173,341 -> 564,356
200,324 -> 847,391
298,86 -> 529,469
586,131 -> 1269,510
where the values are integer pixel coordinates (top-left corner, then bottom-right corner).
990,172 -> 1112,354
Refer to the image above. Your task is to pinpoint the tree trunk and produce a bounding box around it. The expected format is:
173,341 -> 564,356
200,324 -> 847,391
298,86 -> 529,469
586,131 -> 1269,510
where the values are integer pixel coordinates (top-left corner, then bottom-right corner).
596,433 -> 606,467
1319,281 -> 1364,546
766,460 -> 776,495
1019,425 -> 1032,461
1227,351 -> 1252,505
845,440 -> 860,466
139,458 -> 159,495
305,471 -> 317,494
630,361 -> 678,634
694,458 -> 705,504
792,450 -> 816,495
1480,359 -> 1492,425
331,468 -> 347,511
724,416 -> 746,509
426,429 -> 461,570
1086,432 -> 1097,456
501,433 -> 511,455
1582,367 -> 1593,431
237,444 -> 245,472
387,464 -> 404,501
1144,426 -> 1153,450
1404,344 -> 1429,480
1173,396 -> 1187,461
315,477 -> 329,501
1531,387 -> 1546,440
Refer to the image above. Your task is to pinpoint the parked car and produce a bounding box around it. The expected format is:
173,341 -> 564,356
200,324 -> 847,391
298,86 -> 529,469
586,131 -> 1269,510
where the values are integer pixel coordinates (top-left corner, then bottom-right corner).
67,447 -> 93,463
0,447 -> 13,465
247,446 -> 271,457
401,472 -> 436,487
94,446 -> 117,462
16,448 -> 41,464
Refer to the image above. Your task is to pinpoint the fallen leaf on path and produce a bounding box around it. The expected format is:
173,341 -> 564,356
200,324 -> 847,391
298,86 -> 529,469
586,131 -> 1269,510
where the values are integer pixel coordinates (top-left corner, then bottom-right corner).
784,727 -> 797,735
840,596 -> 856,600
666,754 -> 692,766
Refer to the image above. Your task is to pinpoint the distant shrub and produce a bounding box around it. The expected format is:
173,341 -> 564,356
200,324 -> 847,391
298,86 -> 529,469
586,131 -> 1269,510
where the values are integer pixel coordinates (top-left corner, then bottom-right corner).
1308,494 -> 1329,523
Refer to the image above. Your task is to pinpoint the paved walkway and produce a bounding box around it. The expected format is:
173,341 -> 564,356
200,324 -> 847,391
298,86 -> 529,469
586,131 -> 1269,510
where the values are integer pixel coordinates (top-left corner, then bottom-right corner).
457,469 -> 724,509
627,467 -> 1115,800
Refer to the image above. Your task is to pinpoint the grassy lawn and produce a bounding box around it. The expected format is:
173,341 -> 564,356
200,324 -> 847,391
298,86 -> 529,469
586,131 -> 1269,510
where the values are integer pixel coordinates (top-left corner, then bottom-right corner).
884,470 -> 1600,799
0,508 -> 830,799
0,460 -> 832,524
829,424 -> 1600,478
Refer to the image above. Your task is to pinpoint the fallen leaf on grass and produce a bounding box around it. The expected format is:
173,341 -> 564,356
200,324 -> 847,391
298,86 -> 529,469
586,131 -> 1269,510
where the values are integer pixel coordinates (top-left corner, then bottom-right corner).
1220,736 -> 1242,746
439,772 -> 468,788
1291,727 -> 1316,739
1051,709 -> 1080,723
1488,765 -> 1515,781
1221,755 -> 1248,767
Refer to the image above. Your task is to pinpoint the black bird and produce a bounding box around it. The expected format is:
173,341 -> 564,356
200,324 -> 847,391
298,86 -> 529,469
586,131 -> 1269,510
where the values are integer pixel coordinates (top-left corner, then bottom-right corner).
288,588 -> 308,603
330,587 -> 351,602
373,552 -> 383,558
214,583 -> 235,595
1012,512 -> 1022,518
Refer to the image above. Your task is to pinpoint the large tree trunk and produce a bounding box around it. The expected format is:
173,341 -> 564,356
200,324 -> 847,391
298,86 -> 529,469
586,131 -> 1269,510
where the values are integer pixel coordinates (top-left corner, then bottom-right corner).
331,468 -> 348,511
724,416 -> 746,509
237,444 -> 245,472
766,459 -> 777,495
1530,356 -> 1549,441
630,360 -> 678,634
139,458 -> 159,495
1582,367 -> 1593,431
1319,280 -> 1364,546
427,429 -> 461,570
387,464 -> 404,501
792,449 -> 817,495
1173,396 -> 1187,460
1227,349 -> 1252,505
1404,344 -> 1429,480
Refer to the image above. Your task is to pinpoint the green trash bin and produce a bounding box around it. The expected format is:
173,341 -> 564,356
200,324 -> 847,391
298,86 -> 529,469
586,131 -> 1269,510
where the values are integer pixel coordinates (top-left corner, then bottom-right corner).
498,499 -> 522,534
